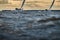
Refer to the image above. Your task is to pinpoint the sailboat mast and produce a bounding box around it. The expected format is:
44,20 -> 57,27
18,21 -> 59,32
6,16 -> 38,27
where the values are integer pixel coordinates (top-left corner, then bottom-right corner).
49,0 -> 55,9
20,0 -> 25,9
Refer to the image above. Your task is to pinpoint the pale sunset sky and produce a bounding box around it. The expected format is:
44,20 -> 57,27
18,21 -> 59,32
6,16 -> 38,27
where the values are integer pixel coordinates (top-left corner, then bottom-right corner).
0,0 -> 60,10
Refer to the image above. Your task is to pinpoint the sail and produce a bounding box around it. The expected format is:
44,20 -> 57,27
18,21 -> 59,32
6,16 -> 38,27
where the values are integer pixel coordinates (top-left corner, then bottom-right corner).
20,0 -> 25,9
49,0 -> 55,9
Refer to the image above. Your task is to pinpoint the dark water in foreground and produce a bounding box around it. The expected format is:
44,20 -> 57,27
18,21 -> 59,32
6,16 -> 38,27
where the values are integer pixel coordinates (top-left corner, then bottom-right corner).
0,10 -> 60,40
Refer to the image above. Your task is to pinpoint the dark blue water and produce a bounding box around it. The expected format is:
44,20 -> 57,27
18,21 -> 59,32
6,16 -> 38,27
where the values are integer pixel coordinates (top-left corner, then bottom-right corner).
0,10 -> 60,40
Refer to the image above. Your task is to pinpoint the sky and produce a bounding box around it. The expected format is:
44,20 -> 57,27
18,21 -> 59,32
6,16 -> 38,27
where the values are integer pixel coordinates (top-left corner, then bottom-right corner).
0,0 -> 60,10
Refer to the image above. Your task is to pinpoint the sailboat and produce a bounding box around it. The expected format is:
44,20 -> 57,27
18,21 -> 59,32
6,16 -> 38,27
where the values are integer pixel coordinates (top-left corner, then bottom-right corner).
49,0 -> 55,9
45,0 -> 55,10
15,0 -> 25,10
15,0 -> 55,11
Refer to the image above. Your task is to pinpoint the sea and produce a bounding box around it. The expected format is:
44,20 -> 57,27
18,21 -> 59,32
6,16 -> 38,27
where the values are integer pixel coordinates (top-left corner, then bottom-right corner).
0,10 -> 60,40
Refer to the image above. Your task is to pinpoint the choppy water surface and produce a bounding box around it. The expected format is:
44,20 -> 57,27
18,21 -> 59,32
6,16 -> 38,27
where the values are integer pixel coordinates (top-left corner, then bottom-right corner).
0,10 -> 60,40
